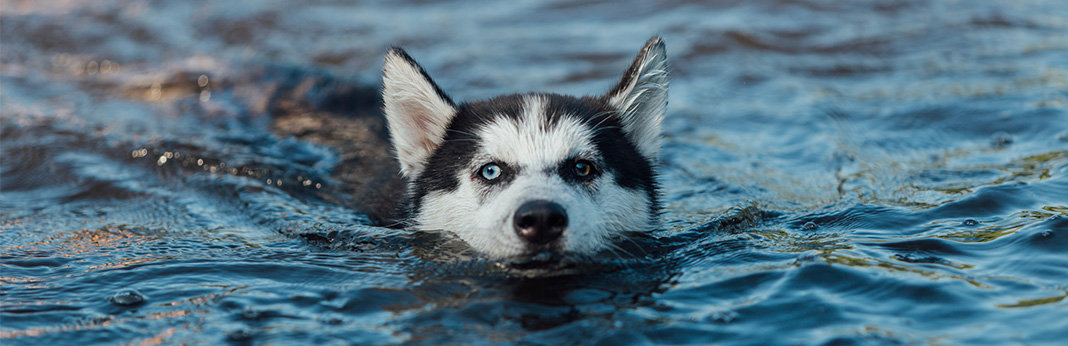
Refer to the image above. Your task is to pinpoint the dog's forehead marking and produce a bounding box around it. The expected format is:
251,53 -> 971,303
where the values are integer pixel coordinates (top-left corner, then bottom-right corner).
475,95 -> 595,168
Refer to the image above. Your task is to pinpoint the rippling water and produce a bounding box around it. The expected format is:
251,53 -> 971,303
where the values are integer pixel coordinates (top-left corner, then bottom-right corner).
3,0 -> 1067,345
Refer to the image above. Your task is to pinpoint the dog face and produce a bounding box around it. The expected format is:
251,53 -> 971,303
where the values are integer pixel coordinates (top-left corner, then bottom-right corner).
382,37 -> 668,259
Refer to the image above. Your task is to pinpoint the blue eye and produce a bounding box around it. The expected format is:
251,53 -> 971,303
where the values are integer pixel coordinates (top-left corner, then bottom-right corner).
480,163 -> 502,180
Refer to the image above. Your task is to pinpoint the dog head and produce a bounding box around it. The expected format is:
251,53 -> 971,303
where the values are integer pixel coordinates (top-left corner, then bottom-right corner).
382,37 -> 668,259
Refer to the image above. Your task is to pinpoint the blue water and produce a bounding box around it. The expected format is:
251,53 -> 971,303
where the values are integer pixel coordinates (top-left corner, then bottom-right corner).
3,0 -> 1068,345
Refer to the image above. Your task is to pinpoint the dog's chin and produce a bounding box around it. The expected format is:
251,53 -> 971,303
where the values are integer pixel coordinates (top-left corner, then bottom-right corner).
494,249 -> 598,277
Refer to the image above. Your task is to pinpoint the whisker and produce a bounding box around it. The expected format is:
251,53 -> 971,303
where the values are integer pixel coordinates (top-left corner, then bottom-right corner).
603,240 -> 636,260
445,129 -> 478,137
617,233 -> 649,257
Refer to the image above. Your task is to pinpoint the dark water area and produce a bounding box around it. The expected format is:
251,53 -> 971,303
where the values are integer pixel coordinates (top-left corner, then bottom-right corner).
3,0 -> 1068,345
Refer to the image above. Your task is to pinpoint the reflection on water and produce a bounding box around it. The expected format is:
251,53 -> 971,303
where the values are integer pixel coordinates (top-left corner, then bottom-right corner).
3,0 -> 1068,345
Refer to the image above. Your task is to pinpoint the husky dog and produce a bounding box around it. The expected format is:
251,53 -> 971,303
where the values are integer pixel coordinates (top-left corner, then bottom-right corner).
381,37 -> 668,259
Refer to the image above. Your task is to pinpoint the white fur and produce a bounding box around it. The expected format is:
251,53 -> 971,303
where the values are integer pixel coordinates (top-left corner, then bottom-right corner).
606,37 -> 668,161
382,50 -> 457,178
414,96 -> 653,258
478,96 -> 596,171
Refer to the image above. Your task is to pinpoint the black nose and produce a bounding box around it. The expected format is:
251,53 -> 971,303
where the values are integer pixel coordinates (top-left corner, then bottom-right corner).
514,201 -> 567,244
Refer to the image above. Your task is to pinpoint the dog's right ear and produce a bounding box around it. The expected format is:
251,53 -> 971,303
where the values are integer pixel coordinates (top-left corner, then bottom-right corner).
383,48 -> 458,178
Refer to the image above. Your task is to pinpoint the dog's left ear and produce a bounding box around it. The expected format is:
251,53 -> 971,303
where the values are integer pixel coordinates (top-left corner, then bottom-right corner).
382,48 -> 458,178
605,37 -> 669,160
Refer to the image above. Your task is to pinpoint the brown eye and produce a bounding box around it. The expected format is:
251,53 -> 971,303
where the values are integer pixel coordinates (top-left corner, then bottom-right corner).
574,161 -> 593,177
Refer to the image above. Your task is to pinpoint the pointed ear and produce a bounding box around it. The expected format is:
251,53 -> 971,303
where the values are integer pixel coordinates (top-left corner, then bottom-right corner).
605,37 -> 668,160
383,48 -> 458,178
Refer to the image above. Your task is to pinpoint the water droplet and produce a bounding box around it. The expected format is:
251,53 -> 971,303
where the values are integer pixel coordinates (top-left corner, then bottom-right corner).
70,60 -> 84,75
148,82 -> 162,101
962,219 -> 979,226
86,61 -> 99,75
199,90 -> 211,102
52,53 -> 70,68
108,289 -> 146,306
803,222 -> 818,230
197,74 -> 209,87
157,155 -> 168,166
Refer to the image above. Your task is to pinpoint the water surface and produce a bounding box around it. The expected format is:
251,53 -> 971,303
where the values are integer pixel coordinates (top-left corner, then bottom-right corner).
3,0 -> 1068,345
